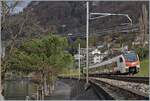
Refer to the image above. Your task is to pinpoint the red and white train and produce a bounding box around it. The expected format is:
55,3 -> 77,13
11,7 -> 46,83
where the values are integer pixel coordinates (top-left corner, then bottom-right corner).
88,51 -> 140,75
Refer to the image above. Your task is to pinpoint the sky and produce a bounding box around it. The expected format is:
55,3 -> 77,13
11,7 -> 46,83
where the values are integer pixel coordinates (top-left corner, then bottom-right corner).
13,1 -> 31,14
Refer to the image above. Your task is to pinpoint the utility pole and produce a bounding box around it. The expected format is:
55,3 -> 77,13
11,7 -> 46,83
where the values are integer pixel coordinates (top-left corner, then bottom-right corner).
86,1 -> 89,84
0,2 -> 4,100
78,43 -> 80,80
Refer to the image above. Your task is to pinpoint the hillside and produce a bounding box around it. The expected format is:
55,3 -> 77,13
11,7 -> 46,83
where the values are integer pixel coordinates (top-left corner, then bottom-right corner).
2,1 -> 149,42
24,1 -> 148,35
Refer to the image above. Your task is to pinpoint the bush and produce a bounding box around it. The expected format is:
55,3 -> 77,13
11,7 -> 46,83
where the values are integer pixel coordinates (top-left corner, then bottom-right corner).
135,47 -> 149,60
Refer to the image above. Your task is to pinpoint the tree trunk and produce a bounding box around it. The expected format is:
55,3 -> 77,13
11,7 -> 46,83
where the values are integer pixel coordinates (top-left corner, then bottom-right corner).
40,72 -> 45,100
48,73 -> 55,96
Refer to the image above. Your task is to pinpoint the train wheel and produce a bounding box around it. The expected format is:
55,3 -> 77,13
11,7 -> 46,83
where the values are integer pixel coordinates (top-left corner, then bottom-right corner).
128,73 -> 133,76
116,71 -> 120,75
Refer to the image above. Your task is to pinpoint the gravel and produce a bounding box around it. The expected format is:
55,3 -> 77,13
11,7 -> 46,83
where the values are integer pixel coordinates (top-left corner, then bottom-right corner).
92,77 -> 149,96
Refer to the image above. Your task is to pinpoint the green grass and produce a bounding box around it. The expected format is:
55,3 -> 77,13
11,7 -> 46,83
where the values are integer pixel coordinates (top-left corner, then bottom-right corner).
59,68 -> 80,77
136,58 -> 149,77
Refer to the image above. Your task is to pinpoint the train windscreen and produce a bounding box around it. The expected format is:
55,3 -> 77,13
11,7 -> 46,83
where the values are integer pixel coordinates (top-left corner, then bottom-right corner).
123,52 -> 138,62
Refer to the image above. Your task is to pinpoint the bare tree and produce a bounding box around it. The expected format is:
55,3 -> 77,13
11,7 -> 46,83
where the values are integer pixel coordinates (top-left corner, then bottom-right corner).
1,1 -> 22,24
1,1 -> 27,98
1,1 -> 50,98
1,1 -> 29,70
139,4 -> 148,47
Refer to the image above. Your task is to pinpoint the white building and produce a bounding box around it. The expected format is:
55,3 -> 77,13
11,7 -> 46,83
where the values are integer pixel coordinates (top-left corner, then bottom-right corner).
92,49 -> 101,55
93,55 -> 102,63
74,47 -> 108,68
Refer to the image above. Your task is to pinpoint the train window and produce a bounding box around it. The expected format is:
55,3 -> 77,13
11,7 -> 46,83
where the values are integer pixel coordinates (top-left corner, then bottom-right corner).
119,57 -> 123,62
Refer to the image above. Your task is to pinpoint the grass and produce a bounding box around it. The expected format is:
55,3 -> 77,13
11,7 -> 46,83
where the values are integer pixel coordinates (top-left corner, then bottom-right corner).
136,58 -> 149,77
59,68 -> 80,77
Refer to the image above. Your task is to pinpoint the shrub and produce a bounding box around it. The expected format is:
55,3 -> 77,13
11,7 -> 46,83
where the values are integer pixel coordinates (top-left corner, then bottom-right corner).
135,47 -> 149,60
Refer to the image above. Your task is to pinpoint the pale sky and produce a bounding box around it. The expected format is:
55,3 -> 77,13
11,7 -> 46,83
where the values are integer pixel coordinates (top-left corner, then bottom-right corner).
13,0 -> 31,14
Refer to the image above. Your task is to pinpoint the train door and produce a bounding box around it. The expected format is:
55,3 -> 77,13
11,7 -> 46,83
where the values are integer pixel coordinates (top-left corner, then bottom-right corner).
117,56 -> 126,73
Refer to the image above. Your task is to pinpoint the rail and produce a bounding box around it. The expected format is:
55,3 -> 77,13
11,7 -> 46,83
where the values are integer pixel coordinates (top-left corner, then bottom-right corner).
58,76 -> 149,100
89,80 -> 114,100
59,76 -> 114,100
90,74 -> 149,84
90,78 -> 149,100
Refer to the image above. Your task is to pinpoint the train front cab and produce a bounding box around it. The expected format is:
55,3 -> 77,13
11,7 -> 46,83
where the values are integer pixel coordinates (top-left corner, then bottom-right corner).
125,61 -> 140,74
123,52 -> 140,74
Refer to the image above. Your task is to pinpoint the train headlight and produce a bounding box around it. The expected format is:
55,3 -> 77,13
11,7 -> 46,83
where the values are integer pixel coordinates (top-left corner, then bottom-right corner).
125,66 -> 129,68
136,65 -> 140,68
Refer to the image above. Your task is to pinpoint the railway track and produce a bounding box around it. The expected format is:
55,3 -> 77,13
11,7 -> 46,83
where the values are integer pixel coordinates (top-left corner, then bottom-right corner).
90,74 -> 149,84
59,77 -> 114,100
89,78 -> 149,100
59,76 -> 149,100
89,80 -> 114,100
